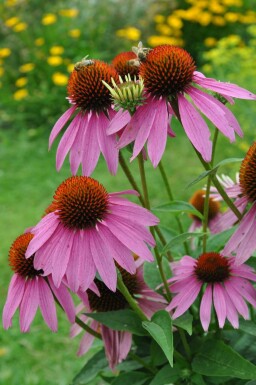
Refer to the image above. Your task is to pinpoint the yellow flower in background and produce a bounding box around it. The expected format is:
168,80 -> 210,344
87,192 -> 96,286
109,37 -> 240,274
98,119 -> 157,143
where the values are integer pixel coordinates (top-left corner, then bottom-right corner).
225,12 -> 239,22
0,48 -> 11,58
202,64 -> 212,73
4,17 -> 19,27
47,56 -> 63,66
50,46 -> 64,55
204,37 -> 217,47
156,24 -> 172,36
52,72 -> 68,86
68,29 -> 81,38
35,38 -> 45,46
167,16 -> 183,29
0,67 -> 4,77
67,63 -> 75,72
209,2 -> 226,14
154,14 -> 165,23
19,63 -> 35,73
221,0 -> 242,6
198,12 -> 212,26
148,35 -> 184,47
42,14 -> 57,25
15,77 -> 28,87
13,89 -> 28,100
239,14 -> 256,24
212,16 -> 226,26
116,27 -> 141,41
13,22 -> 28,32
59,9 -> 79,17
5,0 -> 17,7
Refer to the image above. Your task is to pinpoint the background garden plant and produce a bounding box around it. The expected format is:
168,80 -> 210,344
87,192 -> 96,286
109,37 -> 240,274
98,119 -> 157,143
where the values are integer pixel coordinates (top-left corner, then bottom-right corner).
1,1 -> 256,384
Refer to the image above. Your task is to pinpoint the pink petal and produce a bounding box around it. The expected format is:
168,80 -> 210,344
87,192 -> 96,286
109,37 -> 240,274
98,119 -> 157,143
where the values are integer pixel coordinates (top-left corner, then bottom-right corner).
49,105 -> 77,148
51,228 -> 74,287
81,113 -> 101,176
38,278 -> 57,331
222,287 -> 239,328
200,285 -> 212,331
117,121 -> 140,149
213,283 -> 226,328
97,112 -> 119,175
169,279 -> 201,317
224,280 -> 249,319
65,231 -> 82,292
109,203 -> 159,227
48,276 -> 75,323
77,231 -> 97,292
109,190 -> 140,197
2,274 -> 25,329
89,230 -> 117,292
77,320 -> 98,356
19,279 -> 39,332
178,94 -> 212,162
107,109 -> 131,135
69,115 -> 85,175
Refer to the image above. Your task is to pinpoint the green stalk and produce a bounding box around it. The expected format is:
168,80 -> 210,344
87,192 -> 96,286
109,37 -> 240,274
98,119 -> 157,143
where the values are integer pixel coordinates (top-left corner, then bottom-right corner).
75,316 -> 102,339
129,352 -> 158,374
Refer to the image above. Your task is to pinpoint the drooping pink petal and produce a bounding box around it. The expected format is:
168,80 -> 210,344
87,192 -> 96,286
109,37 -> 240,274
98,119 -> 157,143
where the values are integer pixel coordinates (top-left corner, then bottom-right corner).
233,277 -> 256,308
235,220 -> 256,264
77,231 -> 97,292
97,112 -> 119,175
107,109 -> 131,135
81,113 -> 101,176
65,231 -> 82,292
109,203 -> 159,227
117,121 -> 140,149
147,98 -> 170,167
222,287 -> 239,329
19,279 -> 39,332
168,278 -> 201,317
101,326 -> 131,370
56,113 -> 82,171
49,105 -> 77,148
97,223 -> 136,274
109,190 -> 139,197
38,278 -> 57,332
178,94 -> 212,162
25,213 -> 60,258
188,87 -> 236,141
200,285 -> 212,331
2,274 -> 25,329
77,320 -> 99,356
224,280 -> 249,319
69,114 -> 86,175
48,276 -> 75,323
89,230 -> 117,292
213,283 -> 226,328
194,75 -> 256,100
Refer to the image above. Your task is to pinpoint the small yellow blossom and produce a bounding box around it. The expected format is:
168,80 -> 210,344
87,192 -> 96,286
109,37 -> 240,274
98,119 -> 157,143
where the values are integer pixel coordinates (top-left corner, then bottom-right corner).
0,348 -> 8,357
15,77 -> 28,87
238,141 -> 251,152
4,16 -> 19,27
52,72 -> 68,86
19,63 -> 35,73
204,37 -> 217,47
167,16 -> 183,29
50,46 -> 64,55
0,48 -> 11,58
42,13 -> 57,25
116,27 -> 141,41
35,38 -> 45,46
47,56 -> 63,66
0,67 -> 4,77
154,14 -> 165,23
221,0 -> 242,6
13,88 -> 28,100
5,0 -> 17,7
212,16 -> 226,26
148,35 -> 184,47
209,2 -> 226,14
58,9 -> 79,17
68,29 -> 81,38
13,22 -> 27,32
156,24 -> 172,35
239,14 -> 256,24
224,12 -> 239,23
202,64 -> 212,73
67,63 -> 75,72
198,12 -> 212,26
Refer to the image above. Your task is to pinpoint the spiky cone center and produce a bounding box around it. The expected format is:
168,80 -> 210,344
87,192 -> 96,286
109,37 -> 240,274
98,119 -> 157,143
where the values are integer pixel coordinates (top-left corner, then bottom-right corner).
9,233 -> 43,279
189,189 -> 220,220
112,51 -> 139,78
195,252 -> 230,283
139,44 -> 196,98
239,142 -> 256,202
51,176 -> 109,230
87,268 -> 138,312
67,59 -> 119,112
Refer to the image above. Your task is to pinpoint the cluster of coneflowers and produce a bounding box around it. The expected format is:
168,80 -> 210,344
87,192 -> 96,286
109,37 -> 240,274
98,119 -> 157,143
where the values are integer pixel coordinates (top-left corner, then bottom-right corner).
3,41 -> 256,369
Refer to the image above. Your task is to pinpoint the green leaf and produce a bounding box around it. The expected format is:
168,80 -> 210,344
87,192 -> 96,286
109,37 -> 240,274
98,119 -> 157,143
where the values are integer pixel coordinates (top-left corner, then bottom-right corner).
160,232 -> 206,255
149,364 -> 181,385
143,258 -> 172,290
191,374 -> 207,385
85,309 -> 146,336
187,158 -> 242,188
172,312 -> 193,336
192,339 -> 256,379
142,310 -> 173,367
239,320 -> 256,337
72,349 -> 108,385
116,360 -> 142,372
152,200 -> 204,219
111,372 -> 150,385
206,227 -> 235,252
245,381 -> 256,385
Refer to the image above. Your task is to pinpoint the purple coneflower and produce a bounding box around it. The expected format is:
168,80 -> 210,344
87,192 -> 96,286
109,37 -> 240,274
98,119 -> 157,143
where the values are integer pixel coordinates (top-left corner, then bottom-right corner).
166,252 -> 256,331
108,44 -> 255,166
25,176 -> 159,292
70,264 -> 165,369
221,142 -> 256,264
112,51 -> 139,78
3,233 -> 75,332
49,59 -> 119,176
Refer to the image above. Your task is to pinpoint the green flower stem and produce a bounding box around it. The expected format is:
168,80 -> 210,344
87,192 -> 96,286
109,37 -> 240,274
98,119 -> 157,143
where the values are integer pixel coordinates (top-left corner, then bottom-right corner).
117,273 -> 148,322
75,316 -> 102,340
137,152 -> 172,301
178,329 -> 192,361
158,160 -> 190,255
129,352 -> 158,374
